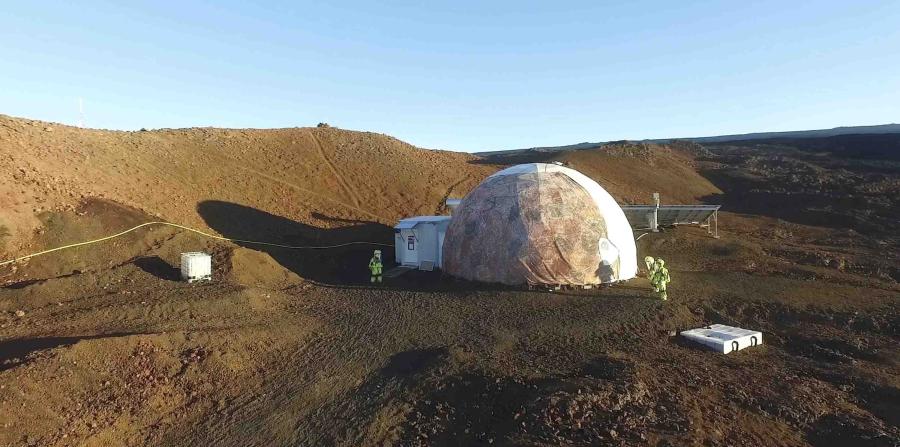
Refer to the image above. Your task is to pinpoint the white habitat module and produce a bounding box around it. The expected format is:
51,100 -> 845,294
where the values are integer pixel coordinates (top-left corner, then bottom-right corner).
680,324 -> 763,354
394,216 -> 452,271
180,252 -> 212,282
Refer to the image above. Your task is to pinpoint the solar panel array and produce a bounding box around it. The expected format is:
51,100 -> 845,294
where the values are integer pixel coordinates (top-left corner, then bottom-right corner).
620,205 -> 720,228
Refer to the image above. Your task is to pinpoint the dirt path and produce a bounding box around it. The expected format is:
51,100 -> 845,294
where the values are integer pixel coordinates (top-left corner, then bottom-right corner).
211,150 -> 386,222
313,134 -> 363,208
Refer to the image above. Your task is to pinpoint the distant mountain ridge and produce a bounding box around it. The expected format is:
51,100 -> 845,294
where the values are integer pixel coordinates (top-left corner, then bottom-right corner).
662,123 -> 900,143
480,123 -> 900,156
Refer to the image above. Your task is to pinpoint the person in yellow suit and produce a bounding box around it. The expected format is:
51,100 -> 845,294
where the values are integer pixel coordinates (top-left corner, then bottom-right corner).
650,258 -> 670,300
368,250 -> 383,283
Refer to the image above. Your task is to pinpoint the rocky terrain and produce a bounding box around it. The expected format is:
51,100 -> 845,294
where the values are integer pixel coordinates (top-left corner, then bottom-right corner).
0,115 -> 898,446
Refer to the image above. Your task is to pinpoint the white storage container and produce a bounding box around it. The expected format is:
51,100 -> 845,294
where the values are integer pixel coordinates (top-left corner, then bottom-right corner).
180,252 -> 212,282
394,216 -> 452,270
680,324 -> 763,354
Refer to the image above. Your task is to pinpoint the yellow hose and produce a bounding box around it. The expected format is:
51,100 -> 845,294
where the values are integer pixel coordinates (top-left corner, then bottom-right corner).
0,221 -> 392,267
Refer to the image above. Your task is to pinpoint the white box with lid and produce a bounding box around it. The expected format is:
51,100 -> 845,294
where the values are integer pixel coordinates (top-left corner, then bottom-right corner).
180,252 -> 212,282
680,324 -> 762,354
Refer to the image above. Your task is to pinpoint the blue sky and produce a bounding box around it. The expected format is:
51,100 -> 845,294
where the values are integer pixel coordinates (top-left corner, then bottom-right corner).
2,1 -> 898,152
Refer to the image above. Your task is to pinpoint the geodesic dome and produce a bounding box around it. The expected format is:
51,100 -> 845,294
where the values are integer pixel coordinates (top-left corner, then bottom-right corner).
442,163 -> 637,286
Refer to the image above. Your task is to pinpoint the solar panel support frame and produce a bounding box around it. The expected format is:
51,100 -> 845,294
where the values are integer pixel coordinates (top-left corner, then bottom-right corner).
621,204 -> 720,238
698,209 -> 719,238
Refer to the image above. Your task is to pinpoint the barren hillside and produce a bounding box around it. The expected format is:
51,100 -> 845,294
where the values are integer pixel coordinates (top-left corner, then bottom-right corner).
475,141 -> 721,205
0,114 -> 720,273
0,115 -> 496,256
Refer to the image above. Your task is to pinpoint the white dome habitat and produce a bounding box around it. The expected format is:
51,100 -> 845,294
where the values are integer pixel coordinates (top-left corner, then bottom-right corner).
442,163 -> 637,286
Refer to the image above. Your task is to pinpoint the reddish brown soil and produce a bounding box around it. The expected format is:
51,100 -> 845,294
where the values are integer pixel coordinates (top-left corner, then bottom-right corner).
0,114 -> 497,257
0,115 -> 898,446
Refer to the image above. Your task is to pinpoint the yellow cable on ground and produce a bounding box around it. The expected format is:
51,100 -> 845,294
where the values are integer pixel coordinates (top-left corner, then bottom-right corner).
0,221 -> 393,267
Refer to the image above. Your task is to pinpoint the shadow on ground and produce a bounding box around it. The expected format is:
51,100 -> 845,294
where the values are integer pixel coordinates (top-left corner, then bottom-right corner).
197,201 -> 394,285
2,279 -> 43,290
134,256 -> 181,281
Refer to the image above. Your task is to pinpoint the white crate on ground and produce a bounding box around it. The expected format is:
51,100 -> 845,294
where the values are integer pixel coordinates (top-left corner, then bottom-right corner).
180,252 -> 212,283
680,324 -> 762,354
